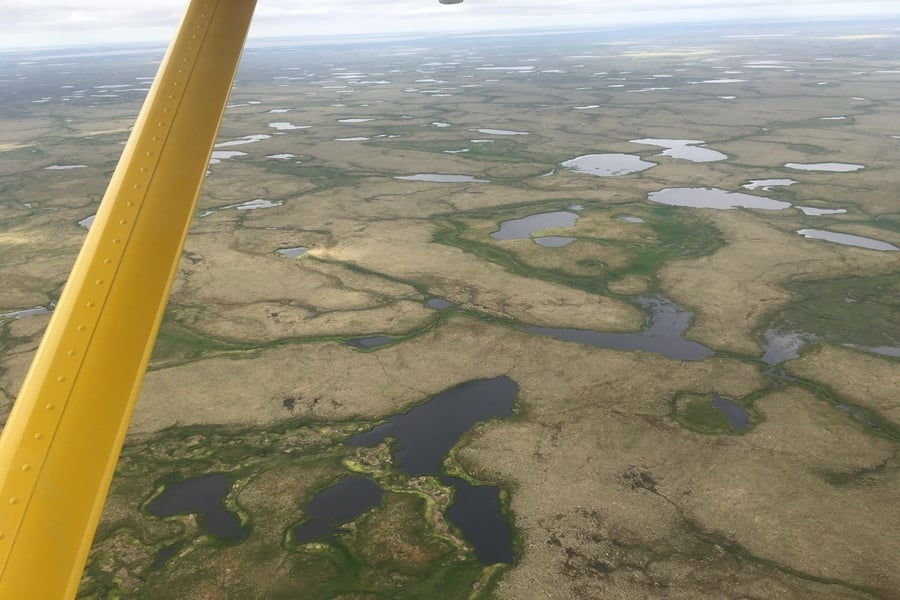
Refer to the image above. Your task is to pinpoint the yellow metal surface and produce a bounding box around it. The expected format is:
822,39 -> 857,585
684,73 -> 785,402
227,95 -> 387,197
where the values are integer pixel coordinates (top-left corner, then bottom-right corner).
0,0 -> 256,596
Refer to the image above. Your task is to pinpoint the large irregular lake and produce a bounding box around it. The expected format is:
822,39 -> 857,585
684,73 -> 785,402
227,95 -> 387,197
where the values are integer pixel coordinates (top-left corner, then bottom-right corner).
648,187 -> 790,210
146,473 -> 247,542
347,376 -> 518,564
293,475 -> 383,543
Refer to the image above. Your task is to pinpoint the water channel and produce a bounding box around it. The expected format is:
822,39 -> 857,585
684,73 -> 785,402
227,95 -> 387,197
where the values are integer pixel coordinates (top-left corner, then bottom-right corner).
526,296 -> 713,361
347,335 -> 393,349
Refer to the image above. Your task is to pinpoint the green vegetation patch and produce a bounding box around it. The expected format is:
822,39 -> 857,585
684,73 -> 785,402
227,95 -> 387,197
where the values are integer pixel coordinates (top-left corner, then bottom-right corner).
768,273 -> 900,349
79,416 -> 505,599
672,392 -> 759,435
432,201 -> 723,296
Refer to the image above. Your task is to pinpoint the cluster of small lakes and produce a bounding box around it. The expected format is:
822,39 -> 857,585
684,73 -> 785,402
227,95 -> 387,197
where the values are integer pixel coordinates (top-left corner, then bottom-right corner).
134,276 -> 870,571
11,41 -> 898,589
110,131 -> 898,571
71,137 -> 897,254
19,132 -> 890,573
3,33 -> 897,600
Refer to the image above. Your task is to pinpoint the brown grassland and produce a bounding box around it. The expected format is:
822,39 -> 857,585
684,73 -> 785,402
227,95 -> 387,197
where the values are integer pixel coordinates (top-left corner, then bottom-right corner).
1,21 -> 899,599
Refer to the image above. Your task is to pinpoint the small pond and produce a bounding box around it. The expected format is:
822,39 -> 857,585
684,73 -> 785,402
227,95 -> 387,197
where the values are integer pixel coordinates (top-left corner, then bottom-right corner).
222,199 -> 283,211
470,128 -> 529,135
347,335 -> 393,349
149,543 -> 182,571
742,179 -> 796,191
796,206 -> 846,216
0,306 -> 52,320
711,396 -> 750,430
426,298 -> 453,309
214,134 -> 271,148
491,211 -> 578,240
784,162 -> 864,172
276,246 -> 308,258
534,236 -> 576,247
797,229 -> 898,251
561,154 -> 656,176
761,328 -> 812,366
209,150 -> 247,164
268,122 -> 309,130
395,174 -> 488,183
45,164 -> 86,170
845,344 -> 900,358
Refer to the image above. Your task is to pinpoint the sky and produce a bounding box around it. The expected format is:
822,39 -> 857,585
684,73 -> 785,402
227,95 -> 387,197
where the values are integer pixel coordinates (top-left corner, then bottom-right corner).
1,0 -> 899,50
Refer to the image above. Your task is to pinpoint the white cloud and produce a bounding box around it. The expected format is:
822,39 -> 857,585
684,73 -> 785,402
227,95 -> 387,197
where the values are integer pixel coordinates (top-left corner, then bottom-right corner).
0,0 -> 898,49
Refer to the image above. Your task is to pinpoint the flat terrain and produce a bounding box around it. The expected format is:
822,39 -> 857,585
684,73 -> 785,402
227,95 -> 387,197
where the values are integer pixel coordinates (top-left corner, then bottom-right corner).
1,20 -> 899,599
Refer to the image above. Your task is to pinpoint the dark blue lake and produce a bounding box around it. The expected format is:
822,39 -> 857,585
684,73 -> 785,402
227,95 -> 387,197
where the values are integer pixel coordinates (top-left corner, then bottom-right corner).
146,473 -> 246,541
343,376 -> 519,564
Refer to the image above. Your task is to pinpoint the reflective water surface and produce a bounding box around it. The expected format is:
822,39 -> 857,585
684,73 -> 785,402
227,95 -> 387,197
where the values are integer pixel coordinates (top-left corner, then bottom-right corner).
276,246 -> 308,257
648,187 -> 790,210
561,153 -> 656,176
293,476 -> 383,543
491,211 -> 578,240
147,474 -> 246,541
797,229 -> 898,251
712,396 -> 750,430
785,162 -> 864,172
630,138 -> 727,162
349,377 -> 518,564
395,174 -> 488,183
534,236 -> 576,247
526,296 -> 714,361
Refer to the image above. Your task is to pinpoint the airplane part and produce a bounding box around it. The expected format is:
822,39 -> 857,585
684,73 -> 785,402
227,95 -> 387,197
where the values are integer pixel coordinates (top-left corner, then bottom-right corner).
0,0 -> 471,596
0,0 -> 257,596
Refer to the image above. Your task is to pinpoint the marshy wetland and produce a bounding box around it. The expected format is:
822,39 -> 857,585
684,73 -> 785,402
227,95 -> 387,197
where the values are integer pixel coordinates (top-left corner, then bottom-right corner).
2,19 -> 900,600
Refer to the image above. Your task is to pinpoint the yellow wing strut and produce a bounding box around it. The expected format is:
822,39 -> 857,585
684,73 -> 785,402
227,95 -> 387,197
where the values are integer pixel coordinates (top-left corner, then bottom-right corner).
0,0 -> 256,596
